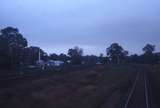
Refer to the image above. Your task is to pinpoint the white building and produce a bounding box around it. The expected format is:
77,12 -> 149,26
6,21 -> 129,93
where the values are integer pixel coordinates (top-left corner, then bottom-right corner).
47,60 -> 64,67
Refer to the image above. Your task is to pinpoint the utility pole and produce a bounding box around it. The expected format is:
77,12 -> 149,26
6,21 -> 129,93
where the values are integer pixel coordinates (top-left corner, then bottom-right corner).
38,49 -> 41,61
38,49 -> 45,70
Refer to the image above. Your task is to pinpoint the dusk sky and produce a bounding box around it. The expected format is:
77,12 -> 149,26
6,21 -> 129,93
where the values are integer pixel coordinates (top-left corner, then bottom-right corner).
0,0 -> 160,55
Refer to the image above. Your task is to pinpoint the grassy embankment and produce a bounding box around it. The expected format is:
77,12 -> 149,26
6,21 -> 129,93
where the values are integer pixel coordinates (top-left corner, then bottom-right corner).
150,64 -> 160,108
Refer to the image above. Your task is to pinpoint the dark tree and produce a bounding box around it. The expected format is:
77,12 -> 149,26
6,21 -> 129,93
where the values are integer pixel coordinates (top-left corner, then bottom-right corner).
106,43 -> 128,64
98,53 -> 108,64
68,46 -> 83,65
0,27 -> 28,69
49,53 -> 59,60
142,44 -> 158,64
143,44 -> 155,54
59,53 -> 69,62
128,54 -> 139,63
82,55 -> 98,65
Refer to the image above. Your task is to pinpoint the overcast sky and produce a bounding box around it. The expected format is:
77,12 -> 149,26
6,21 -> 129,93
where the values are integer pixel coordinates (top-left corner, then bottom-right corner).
0,0 -> 160,55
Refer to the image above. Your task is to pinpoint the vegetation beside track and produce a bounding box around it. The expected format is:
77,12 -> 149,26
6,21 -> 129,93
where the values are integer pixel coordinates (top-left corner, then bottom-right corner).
0,64 -> 137,108
150,64 -> 160,108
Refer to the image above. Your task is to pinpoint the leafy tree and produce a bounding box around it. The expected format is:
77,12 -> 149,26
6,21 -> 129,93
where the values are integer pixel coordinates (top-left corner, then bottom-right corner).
82,55 -> 98,65
0,27 -> 28,69
129,54 -> 138,63
49,53 -> 59,60
143,44 -> 155,54
49,53 -> 69,63
106,43 -> 128,64
142,44 -> 157,64
59,53 -> 69,62
98,53 -> 108,64
68,46 -> 83,64
68,46 -> 83,57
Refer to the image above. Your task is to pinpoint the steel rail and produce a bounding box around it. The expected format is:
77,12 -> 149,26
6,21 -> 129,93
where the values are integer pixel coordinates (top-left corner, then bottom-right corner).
144,73 -> 149,108
124,72 -> 150,108
124,72 -> 139,108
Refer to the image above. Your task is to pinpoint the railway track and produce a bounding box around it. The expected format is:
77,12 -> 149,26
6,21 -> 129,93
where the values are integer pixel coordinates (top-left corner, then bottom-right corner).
124,71 -> 150,108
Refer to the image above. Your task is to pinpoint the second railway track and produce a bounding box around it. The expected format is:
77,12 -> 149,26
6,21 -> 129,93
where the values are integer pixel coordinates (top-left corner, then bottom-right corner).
124,71 -> 150,108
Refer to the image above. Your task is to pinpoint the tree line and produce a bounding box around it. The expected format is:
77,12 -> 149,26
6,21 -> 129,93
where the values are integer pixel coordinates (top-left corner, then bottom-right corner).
0,27 -> 159,70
